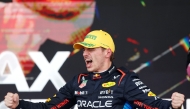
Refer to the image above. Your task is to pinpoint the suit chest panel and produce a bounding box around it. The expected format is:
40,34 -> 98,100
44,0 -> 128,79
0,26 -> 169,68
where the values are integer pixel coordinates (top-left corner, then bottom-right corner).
74,74 -> 126,108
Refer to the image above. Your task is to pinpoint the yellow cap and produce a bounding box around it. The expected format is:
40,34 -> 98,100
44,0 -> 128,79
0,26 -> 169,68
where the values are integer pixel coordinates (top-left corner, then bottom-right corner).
73,30 -> 115,52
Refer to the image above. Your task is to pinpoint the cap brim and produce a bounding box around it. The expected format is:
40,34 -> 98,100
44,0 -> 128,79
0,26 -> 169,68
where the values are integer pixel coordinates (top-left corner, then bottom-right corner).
73,41 -> 99,49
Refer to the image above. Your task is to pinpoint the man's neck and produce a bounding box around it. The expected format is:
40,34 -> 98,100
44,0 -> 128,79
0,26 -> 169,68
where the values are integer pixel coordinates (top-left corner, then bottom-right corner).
94,62 -> 112,73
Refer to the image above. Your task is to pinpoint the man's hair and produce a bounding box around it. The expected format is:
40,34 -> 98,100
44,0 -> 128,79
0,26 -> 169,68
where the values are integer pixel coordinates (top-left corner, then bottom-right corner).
110,53 -> 114,61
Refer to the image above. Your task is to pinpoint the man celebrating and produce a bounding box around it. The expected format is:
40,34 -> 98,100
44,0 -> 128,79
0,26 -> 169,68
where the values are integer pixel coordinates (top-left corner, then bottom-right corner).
4,30 -> 184,109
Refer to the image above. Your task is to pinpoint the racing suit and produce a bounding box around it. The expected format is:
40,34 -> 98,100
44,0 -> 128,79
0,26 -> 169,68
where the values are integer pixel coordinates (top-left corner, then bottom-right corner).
16,64 -> 173,109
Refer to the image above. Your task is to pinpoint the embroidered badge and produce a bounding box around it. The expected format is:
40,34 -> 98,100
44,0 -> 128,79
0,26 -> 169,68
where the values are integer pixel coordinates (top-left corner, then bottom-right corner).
93,74 -> 101,80
79,80 -> 88,88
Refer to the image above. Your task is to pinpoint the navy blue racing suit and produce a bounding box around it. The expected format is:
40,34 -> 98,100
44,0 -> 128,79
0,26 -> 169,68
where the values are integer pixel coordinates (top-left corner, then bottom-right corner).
16,64 -> 173,109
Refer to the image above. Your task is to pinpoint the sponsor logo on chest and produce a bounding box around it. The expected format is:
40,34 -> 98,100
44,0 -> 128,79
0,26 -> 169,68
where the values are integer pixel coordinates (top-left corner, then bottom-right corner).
100,89 -> 113,94
74,91 -> 88,95
102,82 -> 116,88
77,100 -> 112,108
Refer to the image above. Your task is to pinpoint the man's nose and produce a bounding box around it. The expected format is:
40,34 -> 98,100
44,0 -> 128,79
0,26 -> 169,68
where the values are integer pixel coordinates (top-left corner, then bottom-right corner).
83,49 -> 89,56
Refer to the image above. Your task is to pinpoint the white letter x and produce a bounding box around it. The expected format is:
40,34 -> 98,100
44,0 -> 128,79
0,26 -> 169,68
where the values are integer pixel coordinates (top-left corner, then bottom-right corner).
29,51 -> 70,92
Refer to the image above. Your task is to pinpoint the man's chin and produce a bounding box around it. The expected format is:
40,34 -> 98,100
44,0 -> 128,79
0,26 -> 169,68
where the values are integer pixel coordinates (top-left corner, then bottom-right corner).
86,68 -> 93,72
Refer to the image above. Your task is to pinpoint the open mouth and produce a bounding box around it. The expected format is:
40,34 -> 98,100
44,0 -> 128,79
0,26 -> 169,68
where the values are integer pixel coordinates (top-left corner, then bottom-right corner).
16,0 -> 94,20
85,59 -> 92,68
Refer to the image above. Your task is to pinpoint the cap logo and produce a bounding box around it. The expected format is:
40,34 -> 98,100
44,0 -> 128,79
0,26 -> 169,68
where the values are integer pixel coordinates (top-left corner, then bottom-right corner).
85,35 -> 97,40
80,42 -> 95,47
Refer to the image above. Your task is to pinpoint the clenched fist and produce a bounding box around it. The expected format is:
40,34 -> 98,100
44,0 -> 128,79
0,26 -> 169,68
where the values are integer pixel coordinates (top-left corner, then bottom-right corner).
171,92 -> 185,109
4,92 -> 19,109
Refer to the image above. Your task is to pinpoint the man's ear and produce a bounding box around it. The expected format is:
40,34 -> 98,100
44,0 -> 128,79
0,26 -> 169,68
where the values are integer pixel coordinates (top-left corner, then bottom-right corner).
105,48 -> 112,58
